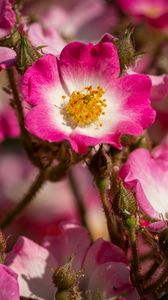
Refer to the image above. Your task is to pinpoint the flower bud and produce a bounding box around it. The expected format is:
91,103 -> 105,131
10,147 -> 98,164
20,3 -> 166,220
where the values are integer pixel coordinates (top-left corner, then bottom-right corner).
118,181 -> 137,217
115,24 -> 136,70
89,147 -> 112,191
15,32 -> 41,73
53,257 -> 78,290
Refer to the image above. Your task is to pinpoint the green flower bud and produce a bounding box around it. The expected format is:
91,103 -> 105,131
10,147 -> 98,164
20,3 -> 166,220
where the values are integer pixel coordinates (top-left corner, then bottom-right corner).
115,24 -> 136,70
15,33 -> 41,73
89,147 -> 112,191
53,257 -> 78,290
118,181 -> 137,217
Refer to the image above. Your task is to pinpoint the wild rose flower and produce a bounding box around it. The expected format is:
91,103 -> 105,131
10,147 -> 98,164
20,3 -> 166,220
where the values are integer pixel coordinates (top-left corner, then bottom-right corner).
22,36 -> 155,154
0,0 -> 16,39
118,0 -> 168,29
119,142 -> 168,231
6,223 -> 139,299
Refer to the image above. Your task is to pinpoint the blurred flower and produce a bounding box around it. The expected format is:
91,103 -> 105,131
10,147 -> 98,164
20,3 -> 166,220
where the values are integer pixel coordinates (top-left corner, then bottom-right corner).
119,141 -> 168,231
25,0 -> 118,42
6,223 -> 139,299
118,0 -> 168,29
0,0 -> 16,39
22,38 -> 155,154
0,148 -> 108,243
0,71 -> 20,142
28,23 -> 66,55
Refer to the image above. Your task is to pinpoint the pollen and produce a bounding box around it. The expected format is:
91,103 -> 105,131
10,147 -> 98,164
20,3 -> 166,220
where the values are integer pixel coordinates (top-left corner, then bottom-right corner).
63,86 -> 107,128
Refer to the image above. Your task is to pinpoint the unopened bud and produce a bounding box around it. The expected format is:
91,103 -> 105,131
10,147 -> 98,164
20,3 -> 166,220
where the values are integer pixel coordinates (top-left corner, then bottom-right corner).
118,181 -> 137,217
116,24 -> 136,70
89,147 -> 112,191
15,33 -> 41,73
53,257 -> 78,290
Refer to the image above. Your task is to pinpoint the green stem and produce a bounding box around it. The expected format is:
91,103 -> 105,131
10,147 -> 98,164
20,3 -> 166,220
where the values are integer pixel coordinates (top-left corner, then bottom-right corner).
0,169 -> 47,229
68,169 -> 87,229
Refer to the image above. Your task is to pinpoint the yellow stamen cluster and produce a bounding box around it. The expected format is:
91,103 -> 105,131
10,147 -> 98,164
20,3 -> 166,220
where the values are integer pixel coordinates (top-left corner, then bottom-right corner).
63,86 -> 107,128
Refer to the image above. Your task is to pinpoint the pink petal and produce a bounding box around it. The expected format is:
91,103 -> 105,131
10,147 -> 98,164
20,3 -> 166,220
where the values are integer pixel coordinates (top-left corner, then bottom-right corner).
6,236 -> 56,300
118,74 -> 156,133
0,47 -> 16,70
25,104 -> 78,150
83,238 -> 127,278
43,223 -> 91,271
28,23 -> 66,55
22,54 -> 64,106
0,264 -> 19,300
88,262 -> 140,299
120,148 -> 168,221
59,41 -> 120,92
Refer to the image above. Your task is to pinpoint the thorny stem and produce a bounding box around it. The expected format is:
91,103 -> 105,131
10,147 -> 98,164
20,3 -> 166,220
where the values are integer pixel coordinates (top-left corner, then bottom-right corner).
129,228 -> 145,300
68,168 -> 88,229
99,190 -> 119,244
0,169 -> 47,229
6,68 -> 27,139
6,68 -> 39,166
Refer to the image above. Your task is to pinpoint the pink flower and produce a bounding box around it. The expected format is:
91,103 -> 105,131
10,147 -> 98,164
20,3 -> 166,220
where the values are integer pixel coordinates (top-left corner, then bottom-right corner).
118,0 -> 168,29
119,143 -> 168,231
6,223 -> 139,299
22,38 -> 155,154
0,264 -> 19,300
0,0 -> 16,39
